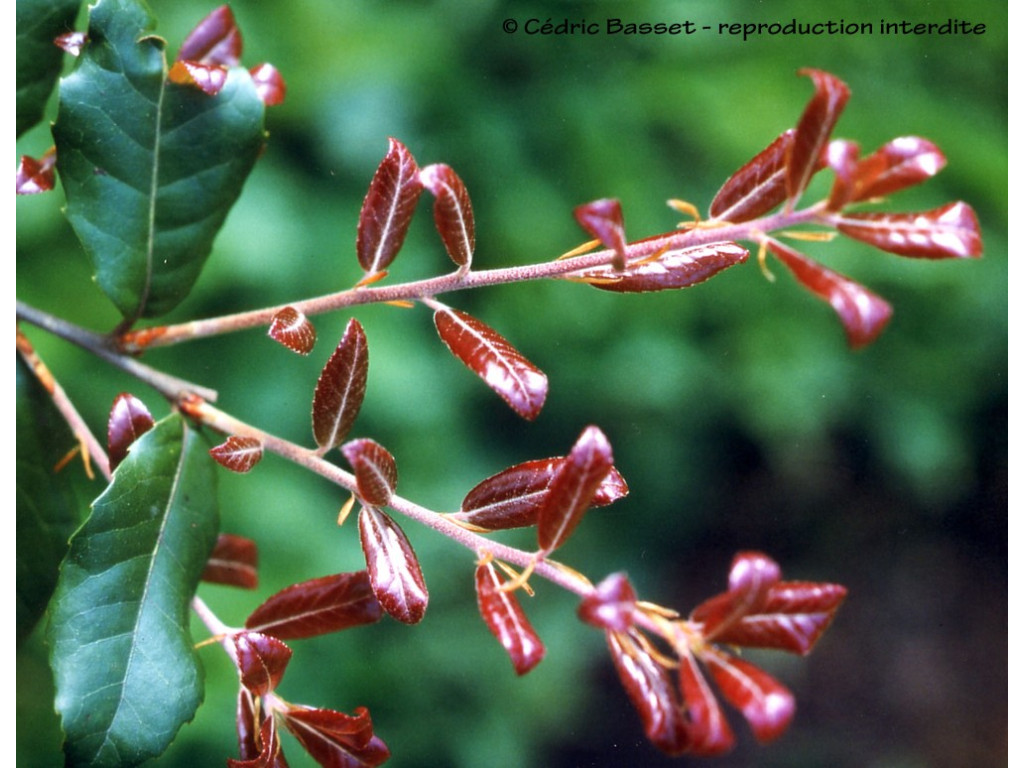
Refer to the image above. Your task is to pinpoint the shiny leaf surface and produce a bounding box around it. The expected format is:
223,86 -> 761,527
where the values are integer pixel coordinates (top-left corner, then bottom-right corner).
107,391 -> 155,471
356,138 -> 422,277
852,136 -> 946,202
268,306 -> 317,355
209,435 -> 264,473
710,130 -> 794,222
768,238 -> 892,348
312,318 -> 368,450
420,163 -> 475,269
230,694 -> 286,768
48,414 -> 219,767
703,649 -> 795,743
249,63 -> 286,106
202,533 -> 259,589
176,4 -> 241,66
691,551 -> 781,641
572,241 -> 748,293
537,425 -> 614,552
574,198 -> 627,269
246,571 -> 383,640
231,631 -> 292,696
168,59 -> 228,96
283,706 -> 390,768
787,69 -> 850,205
358,507 -> 428,624
825,139 -> 860,211
434,306 -> 548,420
834,201 -> 983,259
456,457 -> 627,531
677,648 -> 734,756
342,438 -> 398,507
578,572 -> 638,632
475,561 -> 546,675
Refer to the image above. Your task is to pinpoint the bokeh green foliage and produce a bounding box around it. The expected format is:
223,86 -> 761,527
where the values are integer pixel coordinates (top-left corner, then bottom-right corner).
16,0 -> 1006,766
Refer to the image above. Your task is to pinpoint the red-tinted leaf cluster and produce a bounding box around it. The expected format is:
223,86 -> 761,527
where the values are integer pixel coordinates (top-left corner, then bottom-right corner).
596,552 -> 845,756
246,571 -> 383,639
419,163 -> 475,270
342,439 -> 398,507
358,506 -> 428,624
575,198 -> 627,270
475,560 -> 546,675
357,138 -> 422,279
106,392 -> 154,471
16,147 -> 57,195
312,318 -> 368,451
171,5 -> 285,105
572,240 -> 749,293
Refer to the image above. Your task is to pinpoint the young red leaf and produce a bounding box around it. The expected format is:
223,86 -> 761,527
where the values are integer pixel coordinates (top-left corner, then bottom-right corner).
709,130 -> 795,222
249,63 -> 286,107
455,457 -> 628,531
210,435 -> 264,473
703,649 -> 795,743
245,571 -> 383,640
283,705 -> 390,768
787,69 -> 850,206
606,630 -> 690,756
268,306 -> 316,355
356,138 -> 422,277
231,631 -> 293,697
230,694 -> 287,768
852,136 -> 946,202
433,306 -> 548,420
168,60 -> 228,96
571,241 -> 748,293
834,201 -> 983,259
342,438 -> 398,507
16,147 -> 57,195
578,572 -> 637,632
475,560 -> 546,675
767,238 -> 892,349
358,507 -> 428,624
691,551 -> 782,641
537,425 -> 614,552
107,392 -> 155,471
825,139 -> 860,211
54,31 -> 87,57
202,533 -> 259,589
706,581 -> 848,655
574,198 -> 627,270
677,648 -> 734,756
419,163 -> 475,269
312,318 -> 369,451
177,4 -> 242,66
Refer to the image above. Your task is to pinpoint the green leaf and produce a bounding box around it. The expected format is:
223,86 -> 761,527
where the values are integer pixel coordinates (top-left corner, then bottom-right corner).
48,414 -> 220,767
16,0 -> 81,137
53,0 -> 266,320
16,357 -> 85,645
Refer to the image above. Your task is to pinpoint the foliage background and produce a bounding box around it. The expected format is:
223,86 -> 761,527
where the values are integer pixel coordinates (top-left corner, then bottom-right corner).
16,0 -> 1006,766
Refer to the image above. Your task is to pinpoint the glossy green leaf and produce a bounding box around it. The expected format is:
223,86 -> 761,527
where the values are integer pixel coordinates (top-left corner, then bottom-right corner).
48,414 -> 220,767
16,0 -> 81,137
16,357 -> 84,645
52,0 -> 266,320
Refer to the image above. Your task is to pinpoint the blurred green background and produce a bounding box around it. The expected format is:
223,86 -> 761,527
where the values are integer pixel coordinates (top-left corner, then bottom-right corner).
16,0 -> 1006,766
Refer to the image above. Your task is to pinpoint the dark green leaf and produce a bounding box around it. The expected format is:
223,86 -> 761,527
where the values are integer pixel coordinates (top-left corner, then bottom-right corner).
16,357 -> 85,645
52,0 -> 266,320
48,414 -> 220,767
16,0 -> 81,137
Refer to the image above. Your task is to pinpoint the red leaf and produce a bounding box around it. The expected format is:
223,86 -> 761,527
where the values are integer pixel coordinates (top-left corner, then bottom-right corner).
574,198 -> 627,270
168,60 -> 228,96
230,694 -> 287,768
210,436 -> 264,473
234,688 -> 261,763
246,571 -> 383,640
231,631 -> 293,696
283,706 -> 390,768
455,457 -> 627,531
767,238 -> 892,349
691,551 -> 781,641
606,630 -> 690,756
571,241 -> 748,293
250,63 -> 286,107
202,533 -> 259,589
703,649 -> 795,743
16,147 -> 57,195
269,306 -> 316,355
177,4 -> 242,66
536,425 -> 614,552
475,561 -> 546,675
341,439 -> 398,507
852,136 -> 946,202
677,648 -> 734,756
834,201 -> 983,259
356,138 -> 422,277
787,69 -> 850,206
825,139 -> 860,211
433,307 -> 548,420
107,392 -> 154,471
358,507 -> 428,624
54,32 -> 87,57
419,163 -> 475,269
577,572 -> 637,632
710,130 -> 795,222
312,319 -> 369,450
707,581 -> 848,655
